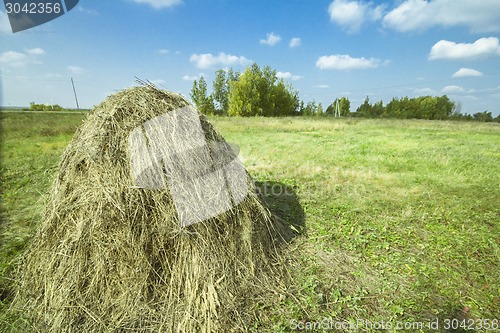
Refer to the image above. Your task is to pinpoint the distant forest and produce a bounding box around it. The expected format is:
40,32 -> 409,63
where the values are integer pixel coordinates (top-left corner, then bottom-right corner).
191,63 -> 499,122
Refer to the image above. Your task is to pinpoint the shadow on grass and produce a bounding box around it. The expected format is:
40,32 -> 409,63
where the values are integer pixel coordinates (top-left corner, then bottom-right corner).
255,180 -> 305,243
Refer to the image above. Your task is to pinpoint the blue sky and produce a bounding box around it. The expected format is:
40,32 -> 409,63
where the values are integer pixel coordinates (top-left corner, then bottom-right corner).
1,0 -> 500,115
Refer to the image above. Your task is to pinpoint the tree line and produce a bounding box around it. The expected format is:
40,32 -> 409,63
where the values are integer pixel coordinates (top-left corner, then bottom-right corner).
27,102 -> 64,111
356,95 -> 454,120
190,63 -> 499,122
355,96 -> 499,122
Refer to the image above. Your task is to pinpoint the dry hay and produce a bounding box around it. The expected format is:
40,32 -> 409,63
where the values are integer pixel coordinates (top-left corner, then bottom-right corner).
13,83 -> 292,332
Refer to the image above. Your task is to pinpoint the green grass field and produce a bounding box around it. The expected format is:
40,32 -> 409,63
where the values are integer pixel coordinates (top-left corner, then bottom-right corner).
1,112 -> 499,332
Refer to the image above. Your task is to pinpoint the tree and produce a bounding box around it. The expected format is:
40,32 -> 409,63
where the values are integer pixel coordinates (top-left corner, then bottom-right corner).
259,65 -> 277,116
203,95 -> 217,115
384,98 -> 396,118
356,96 -> 373,117
326,97 -> 350,117
372,100 -> 384,117
339,97 -> 350,116
435,95 -> 453,120
420,96 -> 437,119
228,63 -> 297,116
212,69 -> 229,115
473,111 -> 493,122
352,95 -> 458,120
191,77 -> 208,110
302,101 -> 317,116
316,103 -> 324,116
398,97 -> 410,118
190,77 -> 216,115
228,66 -> 261,116
292,90 -> 301,116
325,102 -> 334,116
29,102 -> 63,111
227,68 -> 240,85
272,80 -> 298,116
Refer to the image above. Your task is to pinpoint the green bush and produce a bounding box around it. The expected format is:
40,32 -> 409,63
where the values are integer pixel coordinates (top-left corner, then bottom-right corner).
29,102 -> 64,111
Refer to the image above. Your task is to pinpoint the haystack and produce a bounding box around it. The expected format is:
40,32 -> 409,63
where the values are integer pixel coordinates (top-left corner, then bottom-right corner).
13,84 -> 291,332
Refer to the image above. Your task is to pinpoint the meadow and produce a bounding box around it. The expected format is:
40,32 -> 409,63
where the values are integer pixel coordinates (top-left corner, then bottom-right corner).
1,111 -> 499,332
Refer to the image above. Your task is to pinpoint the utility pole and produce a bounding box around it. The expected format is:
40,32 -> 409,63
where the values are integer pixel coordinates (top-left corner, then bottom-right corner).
335,99 -> 341,118
71,78 -> 80,110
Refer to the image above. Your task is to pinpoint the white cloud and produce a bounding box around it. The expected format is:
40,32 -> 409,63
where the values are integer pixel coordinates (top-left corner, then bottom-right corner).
383,0 -> 500,33
314,84 -> 330,89
131,0 -> 182,9
429,37 -> 500,60
413,87 -> 437,95
189,52 -> 251,69
67,66 -> 84,75
276,71 -> 302,81
371,4 -> 385,20
452,68 -> 483,78
26,48 -> 46,56
260,32 -> 281,46
328,0 -> 385,33
0,51 -> 28,67
316,54 -> 380,70
289,37 -> 301,48
442,85 -> 465,93
157,49 -> 170,54
0,48 -> 46,67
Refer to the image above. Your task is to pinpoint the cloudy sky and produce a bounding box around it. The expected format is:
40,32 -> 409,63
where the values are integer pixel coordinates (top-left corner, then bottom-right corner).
1,0 -> 500,115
